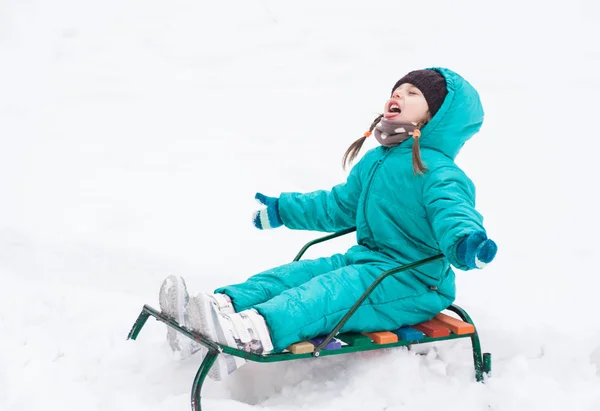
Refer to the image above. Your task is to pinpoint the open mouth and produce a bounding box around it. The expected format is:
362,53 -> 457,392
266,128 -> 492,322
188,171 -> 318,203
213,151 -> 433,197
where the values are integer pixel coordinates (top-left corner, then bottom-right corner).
384,99 -> 402,119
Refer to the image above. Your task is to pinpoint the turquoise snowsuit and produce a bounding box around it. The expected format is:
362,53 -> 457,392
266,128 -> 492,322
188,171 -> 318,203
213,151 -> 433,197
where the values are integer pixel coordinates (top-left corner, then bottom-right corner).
216,68 -> 487,352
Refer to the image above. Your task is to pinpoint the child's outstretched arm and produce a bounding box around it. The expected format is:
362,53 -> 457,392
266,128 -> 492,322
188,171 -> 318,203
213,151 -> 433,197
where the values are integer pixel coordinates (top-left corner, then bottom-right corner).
253,155 -> 368,233
423,166 -> 497,270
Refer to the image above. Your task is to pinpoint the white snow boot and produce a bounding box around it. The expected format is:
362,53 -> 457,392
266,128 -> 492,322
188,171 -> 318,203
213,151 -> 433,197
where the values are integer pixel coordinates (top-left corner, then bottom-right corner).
188,295 -> 272,381
158,275 -> 201,359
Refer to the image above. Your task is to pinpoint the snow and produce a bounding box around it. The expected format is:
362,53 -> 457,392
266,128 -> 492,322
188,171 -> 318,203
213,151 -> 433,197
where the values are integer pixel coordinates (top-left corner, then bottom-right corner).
2,0 -> 600,410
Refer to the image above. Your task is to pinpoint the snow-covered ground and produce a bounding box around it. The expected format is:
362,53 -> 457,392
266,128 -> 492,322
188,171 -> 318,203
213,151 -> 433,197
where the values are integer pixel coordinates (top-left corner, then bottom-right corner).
2,1 -> 600,410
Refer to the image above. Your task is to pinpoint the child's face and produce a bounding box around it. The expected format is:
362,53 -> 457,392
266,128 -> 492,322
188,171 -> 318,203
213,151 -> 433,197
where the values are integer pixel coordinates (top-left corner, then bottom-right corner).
384,83 -> 430,124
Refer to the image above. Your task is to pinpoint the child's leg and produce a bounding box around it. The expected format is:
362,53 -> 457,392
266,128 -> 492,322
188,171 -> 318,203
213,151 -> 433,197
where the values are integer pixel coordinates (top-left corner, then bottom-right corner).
214,253 -> 346,311
252,264 -> 452,352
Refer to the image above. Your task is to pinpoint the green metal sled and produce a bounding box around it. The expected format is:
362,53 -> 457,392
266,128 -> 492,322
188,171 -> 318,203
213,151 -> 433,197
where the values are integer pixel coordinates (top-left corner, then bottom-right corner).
127,227 -> 491,411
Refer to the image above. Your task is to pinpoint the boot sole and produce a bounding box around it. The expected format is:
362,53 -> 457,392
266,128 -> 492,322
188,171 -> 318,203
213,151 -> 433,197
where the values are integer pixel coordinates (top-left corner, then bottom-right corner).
159,275 -> 192,357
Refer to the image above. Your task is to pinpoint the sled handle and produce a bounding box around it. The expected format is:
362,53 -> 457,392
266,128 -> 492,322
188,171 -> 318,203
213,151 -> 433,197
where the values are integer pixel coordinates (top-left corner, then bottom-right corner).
313,253 -> 444,356
291,228 -> 445,357
293,227 -> 356,261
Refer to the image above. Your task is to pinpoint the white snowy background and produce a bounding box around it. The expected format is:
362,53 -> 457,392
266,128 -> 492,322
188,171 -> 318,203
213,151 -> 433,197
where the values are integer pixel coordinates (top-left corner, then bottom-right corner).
1,0 -> 600,410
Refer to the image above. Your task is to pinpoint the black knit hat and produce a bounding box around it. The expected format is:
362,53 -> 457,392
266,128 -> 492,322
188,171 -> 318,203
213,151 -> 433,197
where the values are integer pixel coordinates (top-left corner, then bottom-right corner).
391,69 -> 448,117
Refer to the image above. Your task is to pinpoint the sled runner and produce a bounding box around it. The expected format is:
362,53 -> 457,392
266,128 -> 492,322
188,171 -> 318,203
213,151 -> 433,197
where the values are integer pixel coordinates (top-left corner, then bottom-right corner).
127,227 -> 491,411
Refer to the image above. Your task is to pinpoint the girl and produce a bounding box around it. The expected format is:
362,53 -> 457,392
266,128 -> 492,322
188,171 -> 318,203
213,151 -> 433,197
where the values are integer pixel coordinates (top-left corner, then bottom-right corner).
159,67 -> 497,381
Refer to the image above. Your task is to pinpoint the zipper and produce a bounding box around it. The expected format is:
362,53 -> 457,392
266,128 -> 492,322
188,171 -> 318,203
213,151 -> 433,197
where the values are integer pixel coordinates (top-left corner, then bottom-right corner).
362,147 -> 391,246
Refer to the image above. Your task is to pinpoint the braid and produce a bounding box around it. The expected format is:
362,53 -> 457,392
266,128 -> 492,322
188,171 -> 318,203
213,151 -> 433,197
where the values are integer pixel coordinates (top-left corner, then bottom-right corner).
368,114 -> 384,133
342,114 -> 383,170
342,114 -> 430,174
411,119 -> 428,174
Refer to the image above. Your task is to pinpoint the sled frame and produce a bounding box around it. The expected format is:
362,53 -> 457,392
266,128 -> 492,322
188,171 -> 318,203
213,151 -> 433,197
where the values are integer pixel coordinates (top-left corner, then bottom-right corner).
127,227 -> 491,411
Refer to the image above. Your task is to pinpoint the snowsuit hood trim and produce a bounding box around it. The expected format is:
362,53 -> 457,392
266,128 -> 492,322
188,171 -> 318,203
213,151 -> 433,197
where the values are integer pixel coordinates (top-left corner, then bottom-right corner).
418,68 -> 485,159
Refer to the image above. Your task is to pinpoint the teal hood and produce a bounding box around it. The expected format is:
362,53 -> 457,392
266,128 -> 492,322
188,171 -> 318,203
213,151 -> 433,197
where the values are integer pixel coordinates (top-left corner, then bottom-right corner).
420,68 -> 485,159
